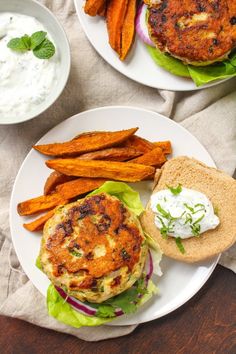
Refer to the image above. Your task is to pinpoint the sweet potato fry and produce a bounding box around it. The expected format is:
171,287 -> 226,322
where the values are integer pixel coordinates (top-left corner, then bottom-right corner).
23,209 -> 55,232
130,147 -> 167,167
18,178 -> 106,216
54,177 -> 106,197
33,127 -> 138,157
122,135 -> 155,153
46,159 -> 155,182
153,141 -> 172,155
120,0 -> 137,60
43,147 -> 142,195
44,171 -> 76,195
107,0 -> 129,54
78,147 -> 143,161
123,136 -> 172,155
23,199 -> 70,232
97,1 -> 107,16
18,193 -> 66,216
84,0 -> 106,16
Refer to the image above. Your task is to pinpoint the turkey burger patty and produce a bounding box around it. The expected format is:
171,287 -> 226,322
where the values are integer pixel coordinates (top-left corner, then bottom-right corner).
147,0 -> 236,65
40,193 -> 148,303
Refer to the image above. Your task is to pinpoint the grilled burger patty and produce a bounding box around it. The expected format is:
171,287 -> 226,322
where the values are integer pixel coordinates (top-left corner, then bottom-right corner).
40,193 -> 148,303
147,0 -> 236,65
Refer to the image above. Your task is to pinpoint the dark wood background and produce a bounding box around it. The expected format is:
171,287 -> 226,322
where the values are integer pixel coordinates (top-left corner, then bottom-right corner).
0,265 -> 235,354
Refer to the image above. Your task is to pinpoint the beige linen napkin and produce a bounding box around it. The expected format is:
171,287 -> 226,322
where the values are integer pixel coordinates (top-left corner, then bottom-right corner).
0,0 -> 235,341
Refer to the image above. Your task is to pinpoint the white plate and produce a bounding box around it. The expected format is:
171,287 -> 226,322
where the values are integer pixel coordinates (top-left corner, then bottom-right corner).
74,1 -> 227,91
10,106 -> 219,326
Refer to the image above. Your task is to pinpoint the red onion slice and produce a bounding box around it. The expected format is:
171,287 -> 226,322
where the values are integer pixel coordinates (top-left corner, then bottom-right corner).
55,286 -> 124,317
55,286 -> 97,316
136,3 -> 155,47
145,249 -> 154,281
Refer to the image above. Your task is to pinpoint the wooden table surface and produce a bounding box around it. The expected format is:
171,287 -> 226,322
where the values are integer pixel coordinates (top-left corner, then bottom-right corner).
0,265 -> 235,354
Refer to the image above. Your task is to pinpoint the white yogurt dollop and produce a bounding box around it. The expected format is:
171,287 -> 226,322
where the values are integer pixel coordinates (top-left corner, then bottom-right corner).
151,187 -> 219,239
0,13 -> 59,119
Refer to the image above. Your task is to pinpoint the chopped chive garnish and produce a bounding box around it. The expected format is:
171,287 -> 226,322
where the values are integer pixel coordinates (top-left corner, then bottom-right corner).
70,250 -> 82,258
214,205 -> 219,216
167,184 -> 182,195
184,203 -> 195,213
184,213 -> 193,224
193,214 -> 205,225
194,203 -> 205,208
175,237 -> 185,254
156,204 -> 171,218
191,223 -> 201,236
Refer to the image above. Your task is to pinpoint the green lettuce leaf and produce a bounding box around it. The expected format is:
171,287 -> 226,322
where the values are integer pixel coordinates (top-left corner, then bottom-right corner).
147,45 -> 236,87
35,255 -> 42,270
147,45 -> 190,78
229,50 -> 236,66
139,279 -> 158,306
188,61 -> 236,86
47,284 -> 111,328
89,181 -> 144,216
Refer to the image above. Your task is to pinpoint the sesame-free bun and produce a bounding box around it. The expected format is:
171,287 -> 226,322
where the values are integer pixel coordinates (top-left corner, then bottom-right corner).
140,156 -> 236,263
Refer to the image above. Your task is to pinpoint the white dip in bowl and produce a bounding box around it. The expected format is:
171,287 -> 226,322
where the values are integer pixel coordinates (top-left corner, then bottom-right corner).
0,13 -> 60,120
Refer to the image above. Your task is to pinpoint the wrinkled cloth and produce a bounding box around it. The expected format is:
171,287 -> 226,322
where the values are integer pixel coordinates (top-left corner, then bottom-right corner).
0,0 -> 235,342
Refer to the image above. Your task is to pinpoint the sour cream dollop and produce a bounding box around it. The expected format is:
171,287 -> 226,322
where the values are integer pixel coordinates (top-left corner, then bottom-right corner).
0,13 -> 59,119
151,187 -> 220,239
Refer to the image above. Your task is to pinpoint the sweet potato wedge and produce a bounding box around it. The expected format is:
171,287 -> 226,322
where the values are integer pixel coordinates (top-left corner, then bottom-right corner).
18,178 -> 106,216
123,136 -> 172,155
122,135 -> 155,153
23,209 -> 56,232
120,0 -> 137,60
44,171 -> 76,195
153,141 -> 172,155
84,0 -> 106,16
54,177 -> 106,197
33,127 -> 138,157
107,0 -> 129,54
130,147 -> 167,167
23,199 -> 70,232
46,159 -> 155,182
78,147 -> 143,161
18,193 -> 66,216
97,1 -> 107,16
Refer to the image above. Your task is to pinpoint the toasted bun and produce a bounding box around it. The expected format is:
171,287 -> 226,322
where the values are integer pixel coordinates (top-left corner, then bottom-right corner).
141,156 -> 236,263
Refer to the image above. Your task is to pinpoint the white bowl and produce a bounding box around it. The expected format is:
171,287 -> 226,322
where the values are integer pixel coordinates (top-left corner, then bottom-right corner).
0,0 -> 71,124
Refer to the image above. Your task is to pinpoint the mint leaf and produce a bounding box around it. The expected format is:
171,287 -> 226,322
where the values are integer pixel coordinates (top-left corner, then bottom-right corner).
175,237 -> 185,254
30,31 -> 47,49
33,38 -> 55,59
7,31 -> 55,60
21,34 -> 31,50
7,37 -> 28,51
167,184 -> 182,195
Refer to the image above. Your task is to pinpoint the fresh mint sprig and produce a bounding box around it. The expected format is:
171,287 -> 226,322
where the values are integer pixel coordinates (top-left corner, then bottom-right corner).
7,31 -> 55,59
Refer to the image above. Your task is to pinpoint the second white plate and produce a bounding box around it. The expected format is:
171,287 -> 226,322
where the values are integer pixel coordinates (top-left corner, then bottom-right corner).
74,1 -> 228,91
